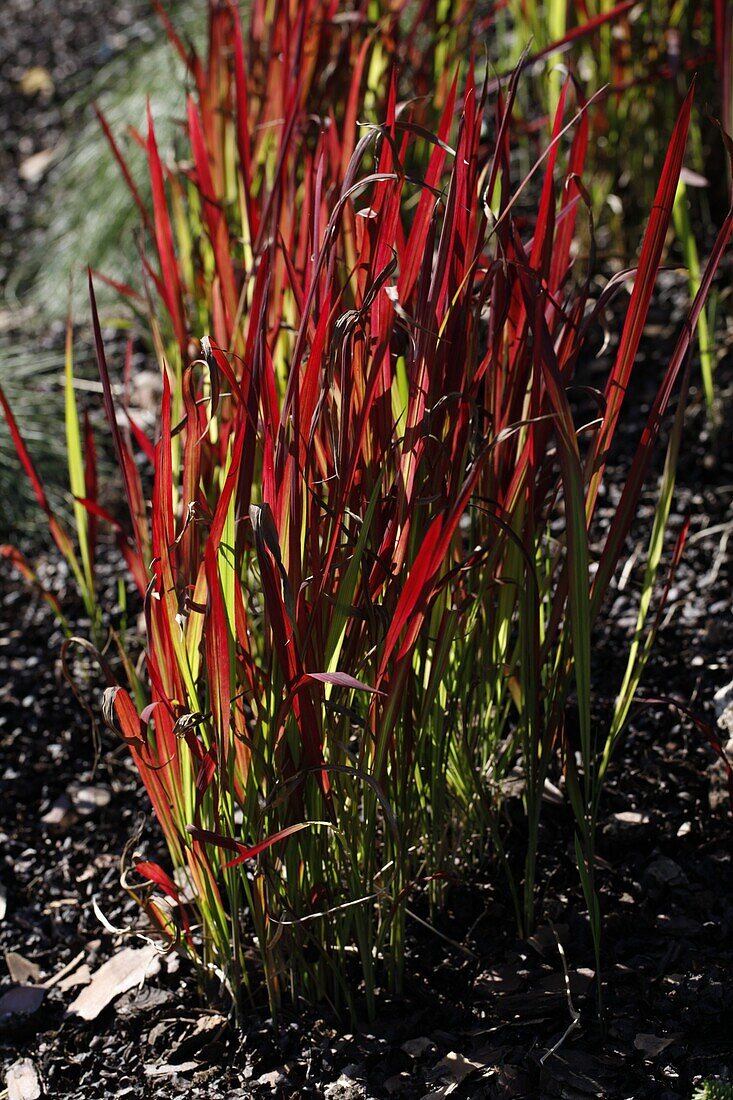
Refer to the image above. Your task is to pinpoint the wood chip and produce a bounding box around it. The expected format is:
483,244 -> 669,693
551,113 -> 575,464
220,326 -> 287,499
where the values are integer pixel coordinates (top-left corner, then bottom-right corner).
644,857 -> 688,888
6,1058 -> 42,1100
56,963 -> 91,993
385,1072 -> 411,1095
144,1061 -> 199,1078
612,811 -> 650,826
40,794 -> 76,831
67,945 -> 161,1021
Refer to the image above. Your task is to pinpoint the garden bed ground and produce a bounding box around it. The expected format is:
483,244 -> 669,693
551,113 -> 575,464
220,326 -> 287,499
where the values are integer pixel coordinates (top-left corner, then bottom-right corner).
1,1 -> 732,1097
1,420 -> 732,1100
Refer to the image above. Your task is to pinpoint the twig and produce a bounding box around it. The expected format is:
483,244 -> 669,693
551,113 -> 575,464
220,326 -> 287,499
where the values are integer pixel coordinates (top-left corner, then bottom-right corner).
42,949 -> 86,990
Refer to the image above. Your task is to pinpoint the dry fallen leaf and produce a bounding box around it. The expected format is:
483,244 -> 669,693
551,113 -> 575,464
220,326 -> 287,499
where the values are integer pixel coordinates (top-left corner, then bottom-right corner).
43,949 -> 86,991
0,985 -> 45,1019
423,1050 -> 488,1098
67,945 -> 161,1021
6,1057 -> 42,1100
708,755 -> 733,811
527,923 -> 569,956
634,1033 -> 682,1058
714,679 -> 733,733
5,951 -> 42,984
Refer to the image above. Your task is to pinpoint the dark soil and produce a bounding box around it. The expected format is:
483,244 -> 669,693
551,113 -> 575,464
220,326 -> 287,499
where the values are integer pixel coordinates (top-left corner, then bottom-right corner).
1,2 -> 732,1099
1,390 -> 732,1099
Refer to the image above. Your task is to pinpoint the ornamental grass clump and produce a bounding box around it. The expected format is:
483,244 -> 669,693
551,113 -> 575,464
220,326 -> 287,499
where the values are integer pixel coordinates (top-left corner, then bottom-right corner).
2,0 -> 732,1019
492,0 -> 727,418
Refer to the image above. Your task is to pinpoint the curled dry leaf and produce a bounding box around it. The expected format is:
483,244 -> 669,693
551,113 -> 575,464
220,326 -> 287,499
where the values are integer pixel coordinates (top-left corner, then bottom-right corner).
67,945 -> 161,1021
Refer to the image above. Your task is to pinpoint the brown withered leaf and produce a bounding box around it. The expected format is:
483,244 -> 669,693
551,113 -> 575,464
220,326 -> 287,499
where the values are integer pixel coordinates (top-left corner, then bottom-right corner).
67,945 -> 161,1021
5,951 -> 42,984
0,985 -> 45,1019
634,1033 -> 683,1058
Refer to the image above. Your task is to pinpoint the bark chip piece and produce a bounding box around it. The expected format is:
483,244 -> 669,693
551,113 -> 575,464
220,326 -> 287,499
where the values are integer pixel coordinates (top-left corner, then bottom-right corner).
6,1058 -> 42,1100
